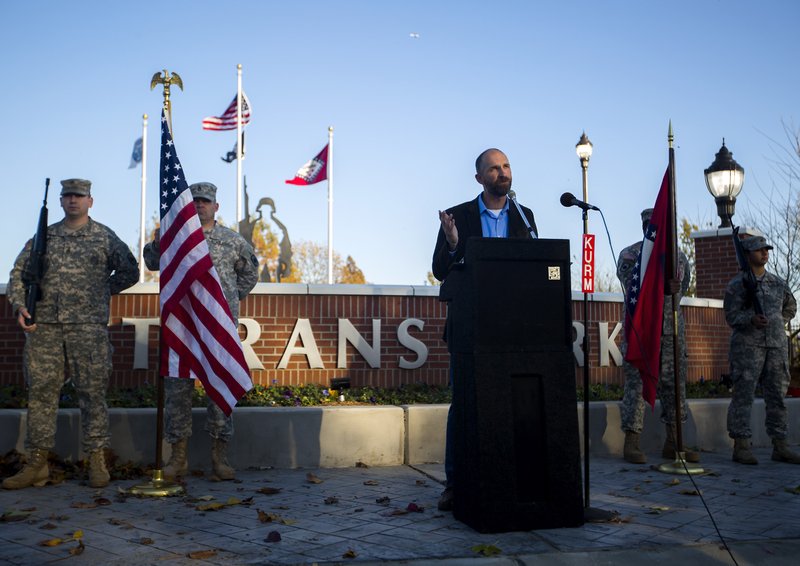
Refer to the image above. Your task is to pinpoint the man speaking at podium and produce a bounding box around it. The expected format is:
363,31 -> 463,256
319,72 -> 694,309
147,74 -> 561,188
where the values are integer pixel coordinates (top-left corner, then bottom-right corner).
432,148 -> 538,511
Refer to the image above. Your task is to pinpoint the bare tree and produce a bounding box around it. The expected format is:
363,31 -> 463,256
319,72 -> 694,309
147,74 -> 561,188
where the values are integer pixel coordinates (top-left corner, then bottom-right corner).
743,120 -> 800,294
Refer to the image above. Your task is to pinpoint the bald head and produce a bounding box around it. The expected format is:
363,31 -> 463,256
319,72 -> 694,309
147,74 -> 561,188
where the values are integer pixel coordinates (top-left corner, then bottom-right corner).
475,148 -> 508,174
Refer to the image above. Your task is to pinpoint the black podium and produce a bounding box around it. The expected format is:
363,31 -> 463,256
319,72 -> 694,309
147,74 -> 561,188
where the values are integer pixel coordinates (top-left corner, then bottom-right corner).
440,237 -> 583,533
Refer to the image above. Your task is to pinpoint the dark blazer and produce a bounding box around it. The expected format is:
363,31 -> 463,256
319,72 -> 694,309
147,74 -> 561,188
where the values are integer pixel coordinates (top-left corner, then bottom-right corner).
431,195 -> 538,282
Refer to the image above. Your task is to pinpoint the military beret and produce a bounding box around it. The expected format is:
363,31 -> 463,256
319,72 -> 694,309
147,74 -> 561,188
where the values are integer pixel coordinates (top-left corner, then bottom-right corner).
189,182 -> 217,202
741,235 -> 773,251
640,208 -> 654,224
60,178 -> 91,196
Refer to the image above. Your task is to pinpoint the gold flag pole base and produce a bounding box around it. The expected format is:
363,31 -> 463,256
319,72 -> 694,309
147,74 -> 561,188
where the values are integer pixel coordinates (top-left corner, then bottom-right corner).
127,469 -> 185,497
656,452 -> 706,475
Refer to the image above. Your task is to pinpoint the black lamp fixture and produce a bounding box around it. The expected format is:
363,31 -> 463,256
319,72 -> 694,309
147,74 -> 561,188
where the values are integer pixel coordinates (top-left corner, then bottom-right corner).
704,139 -> 745,228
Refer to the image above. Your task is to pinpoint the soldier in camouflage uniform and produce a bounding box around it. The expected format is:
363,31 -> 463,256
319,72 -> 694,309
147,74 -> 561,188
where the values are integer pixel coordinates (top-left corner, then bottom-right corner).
144,182 -> 259,481
616,208 -> 699,464
725,235 -> 800,465
4,179 -> 139,490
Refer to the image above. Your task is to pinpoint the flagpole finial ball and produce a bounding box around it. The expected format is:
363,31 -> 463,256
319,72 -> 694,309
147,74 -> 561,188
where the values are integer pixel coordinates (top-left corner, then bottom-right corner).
329,126 -> 334,132
237,63 -> 242,70
143,113 -> 148,120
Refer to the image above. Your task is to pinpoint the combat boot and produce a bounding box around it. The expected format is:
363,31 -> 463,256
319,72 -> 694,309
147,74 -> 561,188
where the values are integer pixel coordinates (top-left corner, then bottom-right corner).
772,438 -> 800,464
88,450 -> 110,488
162,438 -> 189,479
732,438 -> 758,465
662,425 -> 700,463
623,431 -> 647,464
210,438 -> 235,481
2,449 -> 49,489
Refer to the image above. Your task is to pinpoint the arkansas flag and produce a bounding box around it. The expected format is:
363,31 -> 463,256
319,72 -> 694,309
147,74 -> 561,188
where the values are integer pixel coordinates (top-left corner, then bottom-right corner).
285,144 -> 328,185
623,168 -> 670,408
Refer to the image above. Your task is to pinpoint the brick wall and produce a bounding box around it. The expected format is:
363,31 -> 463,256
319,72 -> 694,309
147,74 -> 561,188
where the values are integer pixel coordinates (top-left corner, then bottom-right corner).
692,226 -> 762,300
0,284 -> 731,390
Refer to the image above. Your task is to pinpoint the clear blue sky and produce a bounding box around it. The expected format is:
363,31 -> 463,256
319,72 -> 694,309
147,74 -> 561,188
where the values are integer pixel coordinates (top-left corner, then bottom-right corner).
1,0 -> 797,286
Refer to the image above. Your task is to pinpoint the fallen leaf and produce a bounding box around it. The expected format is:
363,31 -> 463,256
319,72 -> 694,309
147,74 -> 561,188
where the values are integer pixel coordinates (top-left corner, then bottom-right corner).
225,497 -> 242,505
342,549 -> 357,559
1,509 -> 33,523
265,531 -> 281,543
785,485 -> 800,495
256,487 -> 282,495
108,518 -> 135,529
472,544 -> 501,556
376,496 -> 390,505
406,503 -> 424,513
187,549 -> 218,559
196,502 -> 227,512
679,489 -> 701,496
306,473 -> 323,484
415,480 -> 427,486
39,538 -> 65,547
355,461 -> 369,468
609,515 -> 632,524
21,507 -> 37,512
137,537 -> 154,545
667,479 -> 681,486
40,523 -> 58,530
94,497 -> 112,506
70,501 -> 98,509
363,480 -> 379,486
388,508 -> 409,516
256,509 -> 295,525
72,530 -> 83,540
649,505 -> 670,512
196,495 -> 215,501
240,497 -> 254,505
69,540 -> 85,556
324,496 -> 339,505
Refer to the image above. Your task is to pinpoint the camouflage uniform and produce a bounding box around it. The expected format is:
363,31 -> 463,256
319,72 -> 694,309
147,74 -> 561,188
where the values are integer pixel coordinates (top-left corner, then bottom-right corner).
7,219 -> 138,453
617,241 -> 690,433
725,269 -> 796,440
144,222 -> 259,443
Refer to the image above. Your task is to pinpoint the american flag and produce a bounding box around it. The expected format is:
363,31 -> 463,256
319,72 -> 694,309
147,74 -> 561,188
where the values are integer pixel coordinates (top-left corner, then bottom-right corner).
623,168 -> 670,408
158,110 -> 252,415
202,92 -> 252,131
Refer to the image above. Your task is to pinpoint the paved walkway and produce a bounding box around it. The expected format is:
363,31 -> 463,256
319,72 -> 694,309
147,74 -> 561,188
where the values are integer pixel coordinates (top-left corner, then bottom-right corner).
1,448 -> 799,565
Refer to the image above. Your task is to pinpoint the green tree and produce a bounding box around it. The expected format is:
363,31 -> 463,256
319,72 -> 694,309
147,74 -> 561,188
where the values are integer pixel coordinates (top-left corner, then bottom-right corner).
679,217 -> 699,297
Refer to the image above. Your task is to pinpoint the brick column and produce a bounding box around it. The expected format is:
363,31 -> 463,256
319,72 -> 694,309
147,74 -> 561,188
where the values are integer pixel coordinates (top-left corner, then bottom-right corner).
692,226 -> 762,300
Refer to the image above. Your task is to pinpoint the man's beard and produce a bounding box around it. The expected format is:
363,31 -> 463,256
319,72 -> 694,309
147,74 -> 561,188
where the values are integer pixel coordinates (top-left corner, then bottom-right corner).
486,178 -> 512,198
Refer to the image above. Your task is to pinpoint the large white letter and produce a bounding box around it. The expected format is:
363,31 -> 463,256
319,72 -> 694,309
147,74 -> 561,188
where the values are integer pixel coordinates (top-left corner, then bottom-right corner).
337,319 -> 381,368
278,319 -> 324,369
397,318 -> 428,370
598,322 -> 623,367
239,318 -> 265,370
572,321 -> 585,367
121,317 -> 160,369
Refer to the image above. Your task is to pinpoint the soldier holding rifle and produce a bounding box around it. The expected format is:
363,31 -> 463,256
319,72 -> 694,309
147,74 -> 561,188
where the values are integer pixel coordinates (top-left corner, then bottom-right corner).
4,179 -> 138,490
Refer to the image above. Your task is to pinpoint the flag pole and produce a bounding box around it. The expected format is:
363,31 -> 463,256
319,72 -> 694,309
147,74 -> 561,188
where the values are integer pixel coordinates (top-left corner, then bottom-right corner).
658,121 -> 704,475
139,113 -> 148,283
327,126 -> 334,284
236,64 -> 243,226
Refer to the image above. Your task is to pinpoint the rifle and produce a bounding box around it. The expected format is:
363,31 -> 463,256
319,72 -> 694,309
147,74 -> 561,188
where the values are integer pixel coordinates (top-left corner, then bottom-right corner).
22,178 -> 50,324
731,223 -> 763,315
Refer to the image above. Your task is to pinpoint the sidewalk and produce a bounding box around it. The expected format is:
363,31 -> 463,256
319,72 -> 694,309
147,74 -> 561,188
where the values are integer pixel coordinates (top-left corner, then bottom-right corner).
1,449 -> 799,565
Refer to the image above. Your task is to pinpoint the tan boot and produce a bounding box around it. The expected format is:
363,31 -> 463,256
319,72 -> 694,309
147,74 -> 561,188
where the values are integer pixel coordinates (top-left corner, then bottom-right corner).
623,431 -> 647,464
772,438 -> 800,464
732,438 -> 758,465
2,449 -> 49,489
662,425 -> 700,463
163,438 -> 189,479
210,439 -> 235,481
88,450 -> 110,488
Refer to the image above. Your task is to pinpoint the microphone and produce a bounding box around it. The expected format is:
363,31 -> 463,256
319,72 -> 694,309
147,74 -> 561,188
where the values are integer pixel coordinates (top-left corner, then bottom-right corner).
508,190 -> 517,201
560,192 -> 600,211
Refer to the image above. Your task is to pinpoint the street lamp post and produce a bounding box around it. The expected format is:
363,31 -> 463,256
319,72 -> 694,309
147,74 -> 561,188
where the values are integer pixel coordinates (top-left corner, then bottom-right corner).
704,140 -> 745,228
575,132 -> 593,511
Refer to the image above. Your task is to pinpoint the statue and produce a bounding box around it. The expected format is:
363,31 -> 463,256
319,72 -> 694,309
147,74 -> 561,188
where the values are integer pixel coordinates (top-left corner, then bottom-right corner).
238,179 -> 292,282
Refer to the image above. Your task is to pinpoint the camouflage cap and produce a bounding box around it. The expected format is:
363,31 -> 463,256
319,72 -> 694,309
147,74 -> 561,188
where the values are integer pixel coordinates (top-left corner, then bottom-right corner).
189,182 -> 217,202
640,208 -> 654,223
60,178 -> 91,196
741,235 -> 773,251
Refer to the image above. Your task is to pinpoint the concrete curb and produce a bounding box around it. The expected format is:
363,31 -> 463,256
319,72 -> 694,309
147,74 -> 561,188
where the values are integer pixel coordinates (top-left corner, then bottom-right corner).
1,399 -> 798,468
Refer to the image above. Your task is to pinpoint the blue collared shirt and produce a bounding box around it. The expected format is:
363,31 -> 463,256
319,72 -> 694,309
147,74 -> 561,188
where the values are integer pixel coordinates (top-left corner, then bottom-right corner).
478,193 -> 509,238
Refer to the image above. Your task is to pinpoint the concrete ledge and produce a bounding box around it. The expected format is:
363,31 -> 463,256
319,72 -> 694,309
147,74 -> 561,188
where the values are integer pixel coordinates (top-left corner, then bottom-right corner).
1,400 -> 798,469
